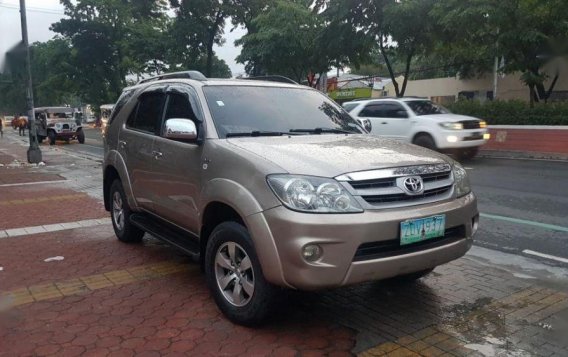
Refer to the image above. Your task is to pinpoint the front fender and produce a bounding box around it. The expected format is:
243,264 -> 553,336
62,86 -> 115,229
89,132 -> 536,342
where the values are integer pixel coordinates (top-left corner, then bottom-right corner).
104,150 -> 138,211
200,179 -> 286,287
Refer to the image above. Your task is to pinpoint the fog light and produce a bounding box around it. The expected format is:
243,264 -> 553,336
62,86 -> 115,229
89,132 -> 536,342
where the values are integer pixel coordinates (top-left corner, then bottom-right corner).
302,244 -> 322,262
483,133 -> 491,140
472,215 -> 479,236
447,135 -> 458,143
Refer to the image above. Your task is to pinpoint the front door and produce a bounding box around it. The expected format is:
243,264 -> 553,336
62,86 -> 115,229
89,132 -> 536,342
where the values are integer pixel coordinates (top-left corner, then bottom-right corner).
151,85 -> 204,234
118,88 -> 166,211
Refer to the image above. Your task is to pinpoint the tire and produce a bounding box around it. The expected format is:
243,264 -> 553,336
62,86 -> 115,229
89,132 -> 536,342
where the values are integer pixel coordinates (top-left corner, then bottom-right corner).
109,179 -> 144,243
205,222 -> 277,326
48,131 -> 56,145
386,268 -> 434,284
413,134 -> 436,150
456,147 -> 479,161
77,129 -> 85,144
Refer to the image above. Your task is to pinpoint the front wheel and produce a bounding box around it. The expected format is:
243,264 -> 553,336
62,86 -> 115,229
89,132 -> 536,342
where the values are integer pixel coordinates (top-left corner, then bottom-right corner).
77,129 -> 85,144
413,134 -> 437,150
456,147 -> 479,161
109,180 -> 144,243
205,222 -> 277,326
48,131 -> 56,145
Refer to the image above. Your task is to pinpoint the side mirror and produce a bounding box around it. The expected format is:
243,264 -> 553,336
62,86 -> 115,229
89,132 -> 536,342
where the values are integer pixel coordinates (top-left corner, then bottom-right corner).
359,118 -> 372,133
164,118 -> 197,141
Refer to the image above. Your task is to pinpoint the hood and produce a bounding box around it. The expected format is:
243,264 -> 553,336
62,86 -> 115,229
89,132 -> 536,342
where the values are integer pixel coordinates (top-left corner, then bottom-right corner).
227,134 -> 449,178
420,113 -> 480,122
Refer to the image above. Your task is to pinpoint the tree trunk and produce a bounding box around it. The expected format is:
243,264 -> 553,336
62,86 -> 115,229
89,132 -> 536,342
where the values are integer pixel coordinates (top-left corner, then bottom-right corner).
400,50 -> 414,97
379,36 -> 400,97
528,84 -> 535,108
205,9 -> 224,78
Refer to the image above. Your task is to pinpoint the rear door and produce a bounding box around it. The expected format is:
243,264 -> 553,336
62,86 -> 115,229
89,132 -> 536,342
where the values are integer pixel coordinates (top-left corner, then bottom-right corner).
151,85 -> 204,234
358,102 -> 412,140
118,86 -> 166,211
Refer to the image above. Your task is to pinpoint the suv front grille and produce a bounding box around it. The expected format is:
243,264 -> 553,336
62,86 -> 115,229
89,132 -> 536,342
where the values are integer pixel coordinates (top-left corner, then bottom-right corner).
340,164 -> 454,209
353,225 -> 466,261
460,120 -> 481,129
363,186 -> 452,204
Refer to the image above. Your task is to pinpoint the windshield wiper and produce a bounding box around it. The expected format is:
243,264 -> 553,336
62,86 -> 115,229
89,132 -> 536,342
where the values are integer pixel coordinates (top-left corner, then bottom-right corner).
289,127 -> 354,134
226,131 -> 290,138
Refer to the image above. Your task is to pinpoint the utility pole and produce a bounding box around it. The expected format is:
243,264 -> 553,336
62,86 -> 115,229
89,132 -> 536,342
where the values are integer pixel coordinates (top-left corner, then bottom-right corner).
20,0 -> 42,163
492,56 -> 498,100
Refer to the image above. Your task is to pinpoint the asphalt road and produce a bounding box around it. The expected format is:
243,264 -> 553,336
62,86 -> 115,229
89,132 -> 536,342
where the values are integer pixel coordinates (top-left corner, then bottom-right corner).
42,128 -> 568,268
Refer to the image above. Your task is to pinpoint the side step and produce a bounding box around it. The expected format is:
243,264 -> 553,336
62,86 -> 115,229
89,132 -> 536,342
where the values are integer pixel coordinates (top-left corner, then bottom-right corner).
130,213 -> 200,260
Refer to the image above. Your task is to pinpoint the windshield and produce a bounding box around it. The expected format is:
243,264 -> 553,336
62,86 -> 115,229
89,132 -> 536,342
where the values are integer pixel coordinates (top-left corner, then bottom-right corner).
405,100 -> 450,116
203,86 -> 364,138
342,102 -> 358,113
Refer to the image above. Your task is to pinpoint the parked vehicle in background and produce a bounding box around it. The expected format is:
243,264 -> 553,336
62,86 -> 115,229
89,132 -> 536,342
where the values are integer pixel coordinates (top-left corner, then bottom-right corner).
103,71 -> 479,325
35,107 -> 85,145
343,98 -> 490,160
100,104 -> 114,136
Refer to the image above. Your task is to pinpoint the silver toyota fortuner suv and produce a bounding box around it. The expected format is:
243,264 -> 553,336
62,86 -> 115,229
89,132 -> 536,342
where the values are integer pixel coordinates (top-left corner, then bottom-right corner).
103,71 -> 479,325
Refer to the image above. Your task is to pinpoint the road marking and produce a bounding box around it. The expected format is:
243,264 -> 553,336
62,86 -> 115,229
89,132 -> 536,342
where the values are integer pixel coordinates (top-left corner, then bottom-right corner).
0,261 -> 194,308
0,218 -> 110,238
480,213 -> 568,233
0,193 -> 87,206
0,180 -> 67,188
522,250 -> 568,264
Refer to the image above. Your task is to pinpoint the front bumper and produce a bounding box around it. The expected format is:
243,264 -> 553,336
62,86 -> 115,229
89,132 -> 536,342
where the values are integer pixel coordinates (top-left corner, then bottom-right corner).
437,129 -> 489,149
54,131 -> 78,139
249,192 -> 478,290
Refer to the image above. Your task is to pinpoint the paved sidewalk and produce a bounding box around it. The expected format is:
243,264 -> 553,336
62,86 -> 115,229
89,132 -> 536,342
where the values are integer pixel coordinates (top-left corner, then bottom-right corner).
1,129 -> 568,356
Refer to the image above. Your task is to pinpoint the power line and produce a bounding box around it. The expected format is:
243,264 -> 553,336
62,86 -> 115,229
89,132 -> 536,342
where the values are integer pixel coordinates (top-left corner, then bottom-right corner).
0,4 -> 65,15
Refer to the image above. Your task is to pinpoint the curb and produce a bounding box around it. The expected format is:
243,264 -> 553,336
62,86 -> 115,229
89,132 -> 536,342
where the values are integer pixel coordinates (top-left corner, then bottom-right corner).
479,149 -> 568,162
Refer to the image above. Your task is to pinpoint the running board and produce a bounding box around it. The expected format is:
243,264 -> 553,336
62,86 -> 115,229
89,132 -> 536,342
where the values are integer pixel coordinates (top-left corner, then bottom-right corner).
130,213 -> 200,260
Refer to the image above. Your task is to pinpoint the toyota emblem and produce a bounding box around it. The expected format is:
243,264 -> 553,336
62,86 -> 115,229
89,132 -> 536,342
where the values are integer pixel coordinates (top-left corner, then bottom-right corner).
402,176 -> 424,195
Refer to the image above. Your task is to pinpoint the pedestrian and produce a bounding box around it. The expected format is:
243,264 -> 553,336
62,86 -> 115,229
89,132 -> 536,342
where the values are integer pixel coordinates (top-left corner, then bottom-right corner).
0,115 -> 4,138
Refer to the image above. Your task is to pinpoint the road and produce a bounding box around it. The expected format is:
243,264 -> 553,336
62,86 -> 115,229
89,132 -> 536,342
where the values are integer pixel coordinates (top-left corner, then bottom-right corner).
37,128 -> 568,268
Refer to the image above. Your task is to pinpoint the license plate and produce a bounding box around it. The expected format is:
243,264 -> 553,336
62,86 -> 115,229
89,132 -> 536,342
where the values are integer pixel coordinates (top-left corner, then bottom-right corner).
400,215 -> 445,246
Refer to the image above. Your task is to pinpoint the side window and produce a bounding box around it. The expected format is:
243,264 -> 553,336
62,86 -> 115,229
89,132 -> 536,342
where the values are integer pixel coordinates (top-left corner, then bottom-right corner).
109,89 -> 134,125
164,93 -> 197,122
383,103 -> 408,118
126,92 -> 166,134
359,104 -> 382,117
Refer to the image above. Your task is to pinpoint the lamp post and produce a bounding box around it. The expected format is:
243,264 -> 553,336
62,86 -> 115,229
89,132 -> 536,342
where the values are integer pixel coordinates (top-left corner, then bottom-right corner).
20,0 -> 42,163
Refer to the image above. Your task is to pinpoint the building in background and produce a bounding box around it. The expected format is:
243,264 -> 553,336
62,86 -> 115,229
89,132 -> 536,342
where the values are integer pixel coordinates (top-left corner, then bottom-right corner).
383,57 -> 568,105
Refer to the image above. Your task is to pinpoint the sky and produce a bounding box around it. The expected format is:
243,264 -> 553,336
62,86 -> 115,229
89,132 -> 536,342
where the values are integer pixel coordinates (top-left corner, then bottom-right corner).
0,0 -> 246,76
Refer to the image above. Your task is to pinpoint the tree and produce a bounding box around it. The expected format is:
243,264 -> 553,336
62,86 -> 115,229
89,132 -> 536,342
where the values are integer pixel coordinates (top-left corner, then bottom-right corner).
237,0 -> 330,82
321,0 -> 436,97
170,0 -> 227,77
52,0 -> 168,102
227,0 -> 275,75
432,0 -> 568,106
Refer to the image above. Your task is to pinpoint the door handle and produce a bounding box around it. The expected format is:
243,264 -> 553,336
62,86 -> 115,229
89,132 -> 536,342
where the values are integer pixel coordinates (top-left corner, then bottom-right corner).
119,140 -> 127,149
152,151 -> 163,159
381,122 -> 388,125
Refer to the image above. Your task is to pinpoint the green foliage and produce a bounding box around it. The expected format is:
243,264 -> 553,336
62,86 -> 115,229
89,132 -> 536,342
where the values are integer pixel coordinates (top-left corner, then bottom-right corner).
236,0 -> 329,82
447,100 -> 568,126
432,0 -> 568,104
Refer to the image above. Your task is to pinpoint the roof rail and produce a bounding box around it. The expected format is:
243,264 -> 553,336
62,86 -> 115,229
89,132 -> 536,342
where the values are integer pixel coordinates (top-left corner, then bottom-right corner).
137,71 -> 207,85
244,75 -> 297,84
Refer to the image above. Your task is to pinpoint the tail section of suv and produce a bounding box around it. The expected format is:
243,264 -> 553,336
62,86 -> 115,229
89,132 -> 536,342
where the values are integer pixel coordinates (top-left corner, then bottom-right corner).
344,98 -> 489,160
103,72 -> 479,325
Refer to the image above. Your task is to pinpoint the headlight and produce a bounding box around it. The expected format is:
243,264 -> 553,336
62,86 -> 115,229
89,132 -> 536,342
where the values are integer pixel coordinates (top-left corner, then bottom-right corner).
440,122 -> 463,130
453,163 -> 471,197
479,120 -> 487,128
267,175 -> 363,213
